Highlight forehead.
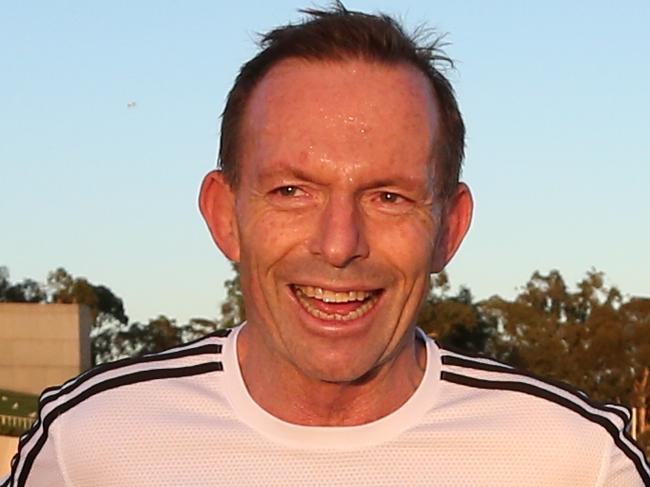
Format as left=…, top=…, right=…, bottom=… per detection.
left=240, top=58, right=440, bottom=182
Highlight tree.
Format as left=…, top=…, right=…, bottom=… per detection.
left=91, top=315, right=186, bottom=362
left=180, top=317, right=221, bottom=343
left=129, top=316, right=182, bottom=357
left=622, top=297, right=650, bottom=454
left=0, top=266, right=130, bottom=364
left=0, top=266, right=46, bottom=303
left=46, top=267, right=129, bottom=364
left=218, top=263, right=245, bottom=329
left=481, top=270, right=649, bottom=409
left=0, top=266, right=8, bottom=298
left=417, top=273, right=497, bottom=356
left=47, top=268, right=127, bottom=323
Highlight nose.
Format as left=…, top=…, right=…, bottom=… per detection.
left=308, top=194, right=370, bottom=268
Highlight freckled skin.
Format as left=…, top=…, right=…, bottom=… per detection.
left=200, top=59, right=473, bottom=425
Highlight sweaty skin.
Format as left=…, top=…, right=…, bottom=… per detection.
left=200, top=59, right=473, bottom=426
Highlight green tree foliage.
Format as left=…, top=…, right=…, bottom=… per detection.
left=46, top=267, right=129, bottom=365
left=414, top=268, right=648, bottom=455
left=477, top=270, right=649, bottom=455
left=1, top=266, right=129, bottom=364
left=181, top=317, right=222, bottom=341
left=480, top=269, right=648, bottom=404
left=47, top=267, right=128, bottom=325
left=417, top=272, right=497, bottom=355
left=0, top=267, right=46, bottom=303
left=218, top=263, right=245, bottom=329
left=93, top=316, right=185, bottom=362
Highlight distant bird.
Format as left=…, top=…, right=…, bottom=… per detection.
left=127, top=101, right=137, bottom=109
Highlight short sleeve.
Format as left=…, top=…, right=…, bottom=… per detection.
left=598, top=435, right=650, bottom=487
left=2, top=417, right=68, bottom=486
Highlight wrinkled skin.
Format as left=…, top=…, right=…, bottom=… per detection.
left=201, top=59, right=473, bottom=425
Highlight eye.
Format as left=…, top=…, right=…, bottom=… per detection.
left=274, top=186, right=302, bottom=197
left=270, top=185, right=311, bottom=202
left=379, top=191, right=404, bottom=203
left=368, top=190, right=414, bottom=215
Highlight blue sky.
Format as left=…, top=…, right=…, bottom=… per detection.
left=2, top=1, right=648, bottom=325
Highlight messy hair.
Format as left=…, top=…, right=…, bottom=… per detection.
left=219, top=2, right=465, bottom=199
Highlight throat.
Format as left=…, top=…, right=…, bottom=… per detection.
left=238, top=327, right=428, bottom=427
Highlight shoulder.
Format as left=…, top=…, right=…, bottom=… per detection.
left=7, top=329, right=235, bottom=485
left=437, top=344, right=630, bottom=427
left=46, top=327, right=234, bottom=413
left=435, top=342, right=649, bottom=484
left=44, top=327, right=233, bottom=410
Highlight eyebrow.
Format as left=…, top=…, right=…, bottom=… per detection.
left=256, top=163, right=321, bottom=184
left=361, top=177, right=422, bottom=190
left=256, top=160, right=432, bottom=193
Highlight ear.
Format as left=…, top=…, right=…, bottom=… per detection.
left=431, top=182, right=473, bottom=273
left=199, top=170, right=241, bottom=262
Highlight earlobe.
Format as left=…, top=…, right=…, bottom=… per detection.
left=430, top=183, right=473, bottom=273
left=199, top=170, right=241, bottom=262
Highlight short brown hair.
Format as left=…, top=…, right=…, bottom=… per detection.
left=218, top=2, right=465, bottom=199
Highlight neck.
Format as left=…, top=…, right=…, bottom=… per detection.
left=237, top=325, right=427, bottom=426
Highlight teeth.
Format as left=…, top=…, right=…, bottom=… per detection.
left=295, top=290, right=379, bottom=322
left=295, top=286, right=372, bottom=303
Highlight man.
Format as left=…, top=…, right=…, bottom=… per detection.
left=3, top=5, right=649, bottom=486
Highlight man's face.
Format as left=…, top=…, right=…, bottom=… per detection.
left=219, top=59, right=466, bottom=382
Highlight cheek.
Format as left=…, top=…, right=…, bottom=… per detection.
left=368, top=217, right=437, bottom=271
left=238, top=207, right=313, bottom=264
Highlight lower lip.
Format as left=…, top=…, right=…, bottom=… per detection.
left=288, top=287, right=383, bottom=337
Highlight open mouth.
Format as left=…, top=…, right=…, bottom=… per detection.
left=291, top=285, right=382, bottom=322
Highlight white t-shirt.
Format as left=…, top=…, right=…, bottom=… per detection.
left=3, top=324, right=649, bottom=486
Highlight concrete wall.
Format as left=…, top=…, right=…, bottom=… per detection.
left=0, top=303, right=92, bottom=396
left=0, top=435, right=18, bottom=478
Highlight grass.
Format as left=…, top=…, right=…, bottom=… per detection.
left=0, top=389, right=38, bottom=417
left=0, top=389, right=38, bottom=437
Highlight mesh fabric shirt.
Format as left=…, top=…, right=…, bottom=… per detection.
left=3, top=325, right=649, bottom=486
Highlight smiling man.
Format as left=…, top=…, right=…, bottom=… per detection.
left=199, top=55, right=472, bottom=426
left=4, top=4, right=649, bottom=487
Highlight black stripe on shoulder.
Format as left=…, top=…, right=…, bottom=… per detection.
left=210, top=328, right=233, bottom=338
left=173, top=328, right=233, bottom=349
left=436, top=341, right=508, bottom=362
left=42, top=343, right=223, bottom=410
left=441, top=353, right=630, bottom=424
left=19, top=362, right=222, bottom=487
left=442, top=371, right=650, bottom=485
left=11, top=341, right=223, bottom=484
